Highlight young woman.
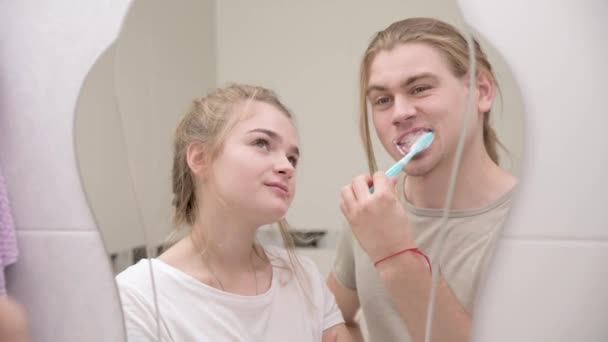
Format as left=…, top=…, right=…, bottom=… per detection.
left=117, top=84, right=350, bottom=341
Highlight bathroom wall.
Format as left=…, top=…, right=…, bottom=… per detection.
left=216, top=0, right=524, bottom=274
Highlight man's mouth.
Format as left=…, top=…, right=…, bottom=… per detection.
left=393, top=128, right=434, bottom=156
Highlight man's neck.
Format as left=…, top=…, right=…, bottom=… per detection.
left=404, top=149, right=517, bottom=210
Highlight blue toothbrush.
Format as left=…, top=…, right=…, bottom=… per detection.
left=369, top=132, right=434, bottom=193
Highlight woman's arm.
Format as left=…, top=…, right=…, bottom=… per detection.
left=322, top=322, right=353, bottom=342
left=327, top=273, right=364, bottom=342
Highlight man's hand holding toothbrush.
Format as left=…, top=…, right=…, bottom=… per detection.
left=339, top=172, right=416, bottom=265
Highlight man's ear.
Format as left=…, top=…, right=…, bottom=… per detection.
left=186, top=141, right=210, bottom=178
left=463, top=71, right=495, bottom=115
left=476, top=71, right=495, bottom=114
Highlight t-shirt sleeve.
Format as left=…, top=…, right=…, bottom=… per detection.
left=115, top=267, right=174, bottom=342
left=117, top=284, right=169, bottom=342
left=321, top=274, right=346, bottom=331
left=300, top=253, right=345, bottom=332
left=331, top=223, right=357, bottom=290
left=470, top=225, right=504, bottom=310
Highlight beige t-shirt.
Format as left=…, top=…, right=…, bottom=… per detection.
left=332, top=177, right=513, bottom=341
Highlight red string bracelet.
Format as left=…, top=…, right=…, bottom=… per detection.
left=373, top=247, right=432, bottom=273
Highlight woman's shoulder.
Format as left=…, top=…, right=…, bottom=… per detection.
left=263, top=245, right=317, bottom=270
left=115, top=259, right=159, bottom=295
left=263, top=245, right=326, bottom=291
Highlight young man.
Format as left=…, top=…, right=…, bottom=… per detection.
left=328, top=17, right=517, bottom=342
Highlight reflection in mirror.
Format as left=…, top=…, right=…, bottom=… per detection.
left=75, top=0, right=523, bottom=341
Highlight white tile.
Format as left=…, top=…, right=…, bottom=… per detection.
left=6, top=230, right=127, bottom=342
left=471, top=238, right=608, bottom=341
left=0, top=0, right=131, bottom=231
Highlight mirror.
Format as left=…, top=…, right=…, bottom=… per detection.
left=74, top=0, right=523, bottom=340
left=75, top=0, right=217, bottom=273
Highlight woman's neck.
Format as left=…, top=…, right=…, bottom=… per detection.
left=159, top=204, right=272, bottom=295
left=189, top=204, right=261, bottom=272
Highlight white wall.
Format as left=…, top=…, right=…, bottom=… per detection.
left=1, top=1, right=134, bottom=340
left=461, top=1, right=608, bottom=340
left=75, top=0, right=217, bottom=254
left=216, top=0, right=524, bottom=234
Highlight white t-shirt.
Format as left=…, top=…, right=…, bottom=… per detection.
left=115, top=246, right=344, bottom=341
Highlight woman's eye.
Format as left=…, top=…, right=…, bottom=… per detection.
left=254, top=138, right=270, bottom=150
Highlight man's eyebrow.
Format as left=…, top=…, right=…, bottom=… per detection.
left=366, top=72, right=438, bottom=96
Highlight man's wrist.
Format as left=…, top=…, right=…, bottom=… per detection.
left=375, top=248, right=431, bottom=279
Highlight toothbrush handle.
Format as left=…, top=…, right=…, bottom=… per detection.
left=369, top=151, right=414, bottom=193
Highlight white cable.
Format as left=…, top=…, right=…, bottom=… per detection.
left=423, top=10, right=477, bottom=342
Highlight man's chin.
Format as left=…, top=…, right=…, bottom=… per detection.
left=404, top=161, right=436, bottom=177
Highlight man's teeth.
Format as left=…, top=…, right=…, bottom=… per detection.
left=395, top=130, right=431, bottom=155
left=398, top=131, right=425, bottom=146
left=400, top=135, right=417, bottom=146
left=396, top=144, right=408, bottom=156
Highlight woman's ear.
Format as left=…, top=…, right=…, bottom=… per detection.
left=186, top=141, right=209, bottom=177
left=476, top=71, right=495, bottom=114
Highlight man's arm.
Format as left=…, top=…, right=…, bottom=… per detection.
left=376, top=251, right=471, bottom=342
left=340, top=173, right=472, bottom=342
left=327, top=273, right=365, bottom=342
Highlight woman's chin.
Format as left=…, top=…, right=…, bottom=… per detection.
left=255, top=206, right=290, bottom=226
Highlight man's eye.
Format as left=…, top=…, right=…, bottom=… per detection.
left=288, top=156, right=298, bottom=167
left=412, top=85, right=431, bottom=95
left=374, top=96, right=392, bottom=106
